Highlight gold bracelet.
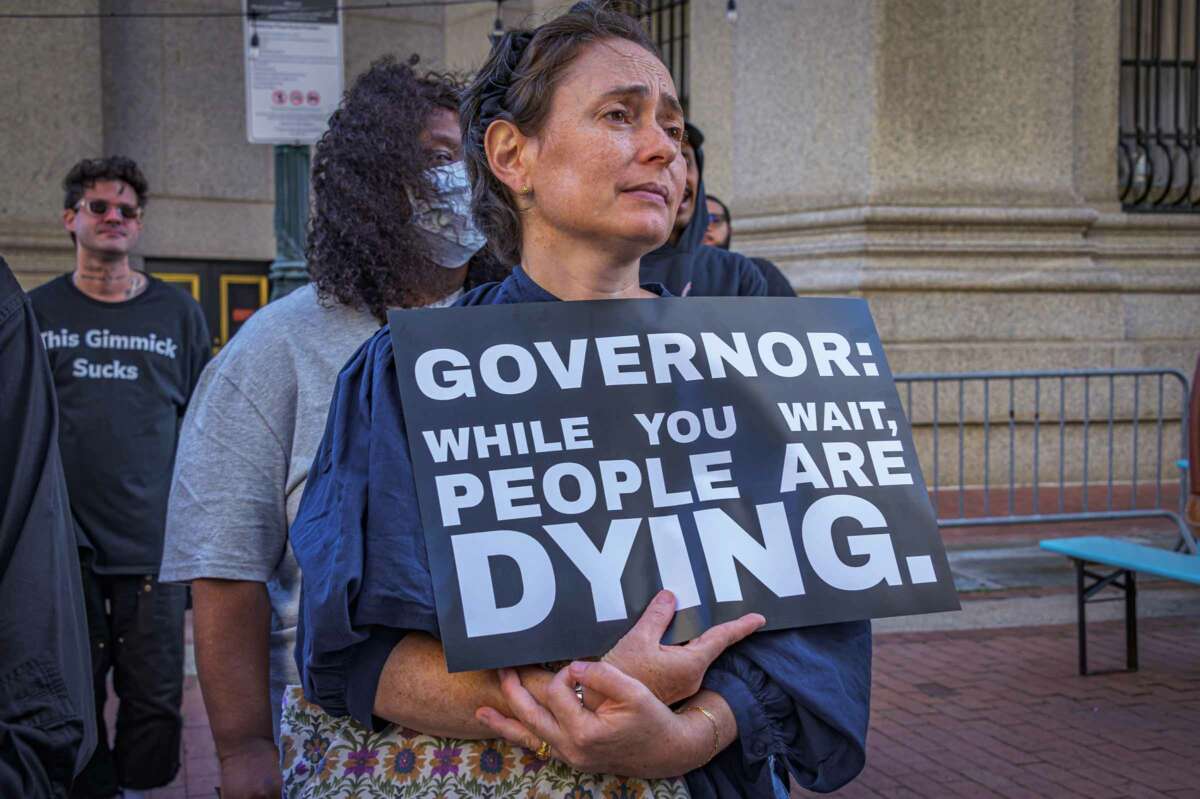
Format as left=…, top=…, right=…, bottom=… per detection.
left=678, top=705, right=720, bottom=763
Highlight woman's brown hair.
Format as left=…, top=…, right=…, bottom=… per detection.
left=460, top=1, right=661, bottom=266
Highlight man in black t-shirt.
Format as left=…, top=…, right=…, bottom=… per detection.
left=29, top=157, right=210, bottom=799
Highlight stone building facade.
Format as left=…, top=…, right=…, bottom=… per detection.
left=3, top=0, right=1197, bottom=379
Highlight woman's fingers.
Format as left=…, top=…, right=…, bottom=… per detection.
left=568, top=659, right=653, bottom=707
left=515, top=665, right=555, bottom=707
left=495, top=667, right=563, bottom=743
left=475, top=706, right=540, bottom=751
left=538, top=661, right=599, bottom=726
left=683, top=612, right=765, bottom=665
left=617, top=589, right=677, bottom=648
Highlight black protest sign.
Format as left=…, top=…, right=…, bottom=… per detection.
left=388, top=297, right=959, bottom=672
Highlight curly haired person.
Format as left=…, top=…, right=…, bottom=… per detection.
left=159, top=57, right=506, bottom=799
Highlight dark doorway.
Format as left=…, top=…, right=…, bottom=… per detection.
left=144, top=258, right=272, bottom=353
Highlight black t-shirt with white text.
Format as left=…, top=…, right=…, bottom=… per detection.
left=30, top=273, right=211, bottom=574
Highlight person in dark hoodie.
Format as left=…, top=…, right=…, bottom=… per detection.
left=0, top=256, right=96, bottom=797
left=702, top=193, right=732, bottom=249
left=639, top=122, right=769, bottom=297
left=703, top=191, right=796, bottom=297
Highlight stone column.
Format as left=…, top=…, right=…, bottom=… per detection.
left=102, top=0, right=275, bottom=265
left=0, top=0, right=104, bottom=287
left=687, top=0, right=736, bottom=200
left=344, top=4, right=446, bottom=79
left=689, top=0, right=1200, bottom=378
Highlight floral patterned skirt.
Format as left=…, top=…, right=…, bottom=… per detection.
left=280, top=685, right=691, bottom=799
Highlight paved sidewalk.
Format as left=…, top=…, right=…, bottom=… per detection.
left=796, top=613, right=1200, bottom=799
left=125, top=501, right=1200, bottom=798
left=144, top=608, right=1199, bottom=798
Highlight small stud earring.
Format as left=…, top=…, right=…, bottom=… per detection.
left=520, top=184, right=532, bottom=195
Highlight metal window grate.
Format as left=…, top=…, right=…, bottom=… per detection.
left=619, top=0, right=689, bottom=114
left=1119, top=0, right=1200, bottom=211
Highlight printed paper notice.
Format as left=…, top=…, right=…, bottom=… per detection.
left=243, top=0, right=343, bottom=144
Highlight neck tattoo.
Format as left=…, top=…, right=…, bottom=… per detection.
left=123, top=272, right=144, bottom=298
left=74, top=270, right=145, bottom=298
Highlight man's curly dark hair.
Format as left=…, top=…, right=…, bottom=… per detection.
left=63, top=156, right=149, bottom=211
left=307, top=56, right=503, bottom=322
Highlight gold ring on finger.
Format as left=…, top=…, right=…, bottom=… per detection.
left=535, top=740, right=551, bottom=761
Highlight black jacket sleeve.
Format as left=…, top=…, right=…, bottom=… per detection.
left=0, top=259, right=96, bottom=797
left=751, top=258, right=796, bottom=298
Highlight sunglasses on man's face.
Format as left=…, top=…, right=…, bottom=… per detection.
left=76, top=198, right=143, bottom=221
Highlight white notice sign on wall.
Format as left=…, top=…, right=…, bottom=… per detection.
left=243, top=0, right=343, bottom=144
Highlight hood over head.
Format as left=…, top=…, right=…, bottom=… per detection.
left=640, top=123, right=709, bottom=292
left=640, top=122, right=766, bottom=297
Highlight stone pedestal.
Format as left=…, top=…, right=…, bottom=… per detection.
left=689, top=0, right=1200, bottom=378
left=688, top=0, right=1199, bottom=489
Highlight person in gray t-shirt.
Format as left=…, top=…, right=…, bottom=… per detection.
left=161, top=280, right=377, bottom=731
left=160, top=58, right=509, bottom=799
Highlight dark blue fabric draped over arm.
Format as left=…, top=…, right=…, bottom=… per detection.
left=691, top=622, right=871, bottom=796
left=291, top=328, right=439, bottom=726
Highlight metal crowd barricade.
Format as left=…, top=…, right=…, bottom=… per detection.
left=893, top=368, right=1195, bottom=554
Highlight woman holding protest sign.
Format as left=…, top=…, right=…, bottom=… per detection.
left=284, top=3, right=870, bottom=797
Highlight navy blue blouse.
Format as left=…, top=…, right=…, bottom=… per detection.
left=290, top=267, right=871, bottom=797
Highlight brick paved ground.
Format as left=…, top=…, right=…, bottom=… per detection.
left=139, top=610, right=1199, bottom=798
left=131, top=599, right=1200, bottom=791
left=796, top=614, right=1200, bottom=799
left=120, top=479, right=1196, bottom=797
left=145, top=674, right=219, bottom=799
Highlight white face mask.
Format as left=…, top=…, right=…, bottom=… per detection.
left=406, top=161, right=488, bottom=269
